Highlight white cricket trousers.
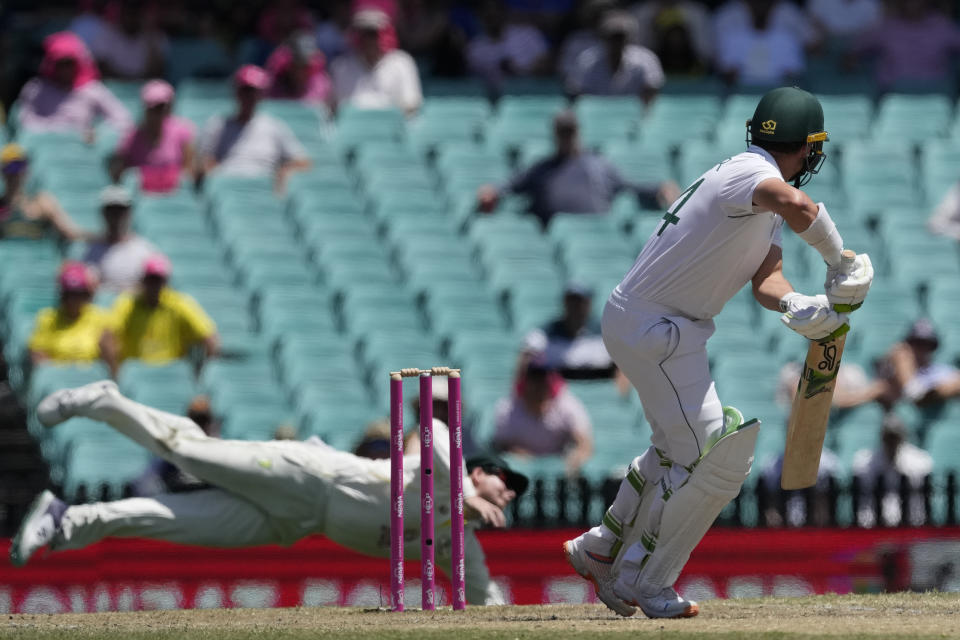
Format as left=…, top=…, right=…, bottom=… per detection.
left=54, top=392, right=331, bottom=551
left=602, top=288, right=724, bottom=467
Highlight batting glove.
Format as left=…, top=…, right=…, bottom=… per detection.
left=825, top=252, right=873, bottom=312
left=780, top=292, right=850, bottom=341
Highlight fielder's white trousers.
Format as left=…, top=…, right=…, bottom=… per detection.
left=54, top=392, right=331, bottom=551
left=603, top=289, right=724, bottom=468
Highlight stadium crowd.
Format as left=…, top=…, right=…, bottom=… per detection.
left=1, top=0, right=960, bottom=537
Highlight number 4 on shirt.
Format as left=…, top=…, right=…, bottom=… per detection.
left=657, top=178, right=704, bottom=236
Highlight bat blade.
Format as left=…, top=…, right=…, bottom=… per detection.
left=780, top=330, right=849, bottom=490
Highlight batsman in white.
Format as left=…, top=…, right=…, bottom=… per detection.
left=563, top=87, right=874, bottom=618
left=10, top=379, right=528, bottom=606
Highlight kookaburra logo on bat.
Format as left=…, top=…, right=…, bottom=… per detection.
left=817, top=343, right=838, bottom=371
left=801, top=343, right=840, bottom=399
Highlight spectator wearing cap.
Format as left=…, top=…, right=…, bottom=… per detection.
left=29, top=261, right=118, bottom=374
left=110, top=253, right=220, bottom=365
left=0, top=144, right=83, bottom=241
left=196, top=65, right=311, bottom=194
left=89, top=0, right=168, bottom=80
left=329, top=9, right=423, bottom=115
left=82, top=186, right=158, bottom=293
left=565, top=11, right=665, bottom=104
left=266, top=32, right=331, bottom=105
left=477, top=111, right=679, bottom=228
left=884, top=319, right=960, bottom=408
left=853, top=414, right=933, bottom=528
left=16, top=31, right=131, bottom=137
left=522, top=283, right=614, bottom=380
left=110, top=80, right=195, bottom=194
left=492, top=360, right=594, bottom=476
left=467, top=0, right=551, bottom=96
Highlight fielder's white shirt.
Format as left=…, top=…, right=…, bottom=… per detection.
left=617, top=145, right=784, bottom=320
left=318, top=420, right=495, bottom=602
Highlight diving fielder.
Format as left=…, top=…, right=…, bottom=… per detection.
left=563, top=87, right=873, bottom=618
left=11, top=380, right=528, bottom=606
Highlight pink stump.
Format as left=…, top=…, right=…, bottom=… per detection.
left=448, top=372, right=466, bottom=610
left=389, top=374, right=404, bottom=612
left=419, top=373, right=435, bottom=610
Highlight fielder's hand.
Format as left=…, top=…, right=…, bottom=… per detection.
left=464, top=495, right=506, bottom=528
left=825, top=252, right=873, bottom=312
left=780, top=292, right=850, bottom=341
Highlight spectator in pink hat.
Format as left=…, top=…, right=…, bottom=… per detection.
left=196, top=65, right=311, bottom=193
left=16, top=31, right=131, bottom=137
left=265, top=32, right=331, bottom=104
left=110, top=254, right=220, bottom=365
left=111, top=80, right=195, bottom=194
left=29, top=261, right=118, bottom=374
left=329, top=8, right=423, bottom=115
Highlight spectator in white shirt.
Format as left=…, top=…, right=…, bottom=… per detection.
left=853, top=414, right=933, bottom=528
left=467, top=0, right=551, bottom=94
left=566, top=11, right=665, bottom=103
left=715, top=0, right=806, bottom=87
left=806, top=0, right=882, bottom=38
left=493, top=359, right=594, bottom=477
left=82, top=186, right=158, bottom=294
left=197, top=65, right=311, bottom=193
left=522, top=283, right=614, bottom=380
left=90, top=0, right=168, bottom=80
left=883, top=319, right=960, bottom=409
left=329, top=9, right=423, bottom=116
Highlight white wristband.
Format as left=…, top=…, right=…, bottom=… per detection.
left=797, top=202, right=843, bottom=267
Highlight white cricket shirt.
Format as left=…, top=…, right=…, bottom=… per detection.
left=617, top=145, right=785, bottom=320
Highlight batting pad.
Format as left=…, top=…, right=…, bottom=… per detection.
left=617, top=420, right=760, bottom=595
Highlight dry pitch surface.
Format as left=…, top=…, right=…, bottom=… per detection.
left=3, top=593, right=960, bottom=639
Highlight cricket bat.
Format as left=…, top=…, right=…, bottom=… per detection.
left=780, top=249, right=857, bottom=490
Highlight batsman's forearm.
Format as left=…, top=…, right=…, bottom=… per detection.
left=752, top=270, right=794, bottom=312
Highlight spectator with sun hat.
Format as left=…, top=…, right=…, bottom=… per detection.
left=329, top=8, right=423, bottom=115
left=29, top=261, right=118, bottom=374
left=109, top=254, right=220, bottom=365
left=111, top=79, right=195, bottom=194
left=82, top=185, right=158, bottom=294
left=196, top=64, right=311, bottom=193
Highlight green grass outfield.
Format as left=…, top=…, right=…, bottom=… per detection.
left=3, top=593, right=959, bottom=639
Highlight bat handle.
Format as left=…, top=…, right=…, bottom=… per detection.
left=831, top=249, right=859, bottom=314
left=839, top=249, right=856, bottom=276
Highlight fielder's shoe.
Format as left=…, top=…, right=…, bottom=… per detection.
left=36, top=380, right=118, bottom=428
left=10, top=490, right=66, bottom=567
left=613, top=583, right=699, bottom=619
left=563, top=535, right=636, bottom=617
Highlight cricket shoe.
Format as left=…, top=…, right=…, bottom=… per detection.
left=10, top=490, right=66, bottom=567
left=563, top=535, right=636, bottom=617
left=36, top=380, right=118, bottom=428
left=613, top=583, right=699, bottom=619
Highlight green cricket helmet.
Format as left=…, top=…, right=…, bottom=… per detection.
left=746, top=86, right=829, bottom=187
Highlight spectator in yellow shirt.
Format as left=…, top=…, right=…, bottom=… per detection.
left=110, top=254, right=220, bottom=364
left=29, top=261, right=118, bottom=373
